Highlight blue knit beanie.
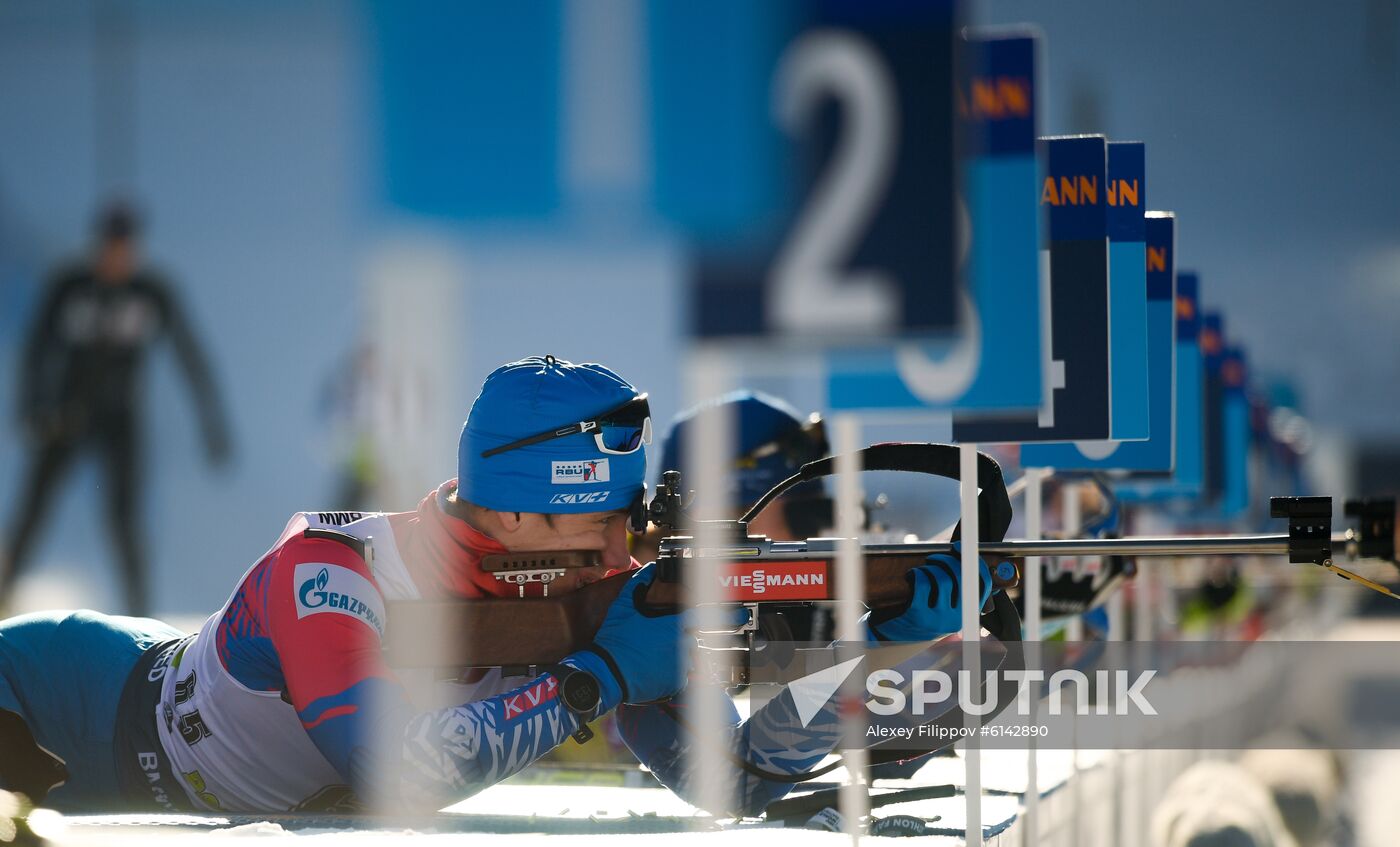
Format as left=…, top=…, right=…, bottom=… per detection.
left=460, top=356, right=646, bottom=513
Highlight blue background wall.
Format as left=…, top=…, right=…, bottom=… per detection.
left=0, top=0, right=1394, bottom=614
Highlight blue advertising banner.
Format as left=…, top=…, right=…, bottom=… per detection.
left=1022, top=211, right=1175, bottom=471
left=673, top=0, right=963, bottom=339
left=953, top=134, right=1111, bottom=442
left=1106, top=141, right=1149, bottom=440
left=1118, top=271, right=1204, bottom=502
left=1201, top=312, right=1225, bottom=506
left=1221, top=346, right=1251, bottom=517
left=825, top=31, right=1042, bottom=410
left=373, top=2, right=563, bottom=218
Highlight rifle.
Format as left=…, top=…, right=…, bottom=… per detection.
left=384, top=443, right=1025, bottom=673
left=381, top=442, right=1395, bottom=780
left=383, top=443, right=1397, bottom=671
left=388, top=443, right=1027, bottom=779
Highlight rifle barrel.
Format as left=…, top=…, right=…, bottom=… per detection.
left=670, top=533, right=1365, bottom=562
left=858, top=533, right=1355, bottom=560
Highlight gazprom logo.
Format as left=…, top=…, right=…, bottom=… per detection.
left=294, top=562, right=386, bottom=638
left=300, top=568, right=330, bottom=607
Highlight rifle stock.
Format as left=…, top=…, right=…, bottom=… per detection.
left=382, top=552, right=961, bottom=669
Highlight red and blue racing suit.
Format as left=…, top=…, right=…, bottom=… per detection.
left=143, top=481, right=840, bottom=814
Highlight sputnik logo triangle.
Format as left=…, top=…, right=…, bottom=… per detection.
left=789, top=655, right=865, bottom=728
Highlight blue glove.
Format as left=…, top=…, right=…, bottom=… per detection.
left=568, top=564, right=743, bottom=707
left=866, top=549, right=995, bottom=642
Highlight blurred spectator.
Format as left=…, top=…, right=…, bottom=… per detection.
left=645, top=390, right=845, bottom=654
left=634, top=389, right=833, bottom=565
left=317, top=340, right=383, bottom=510
left=1, top=202, right=230, bottom=616
left=1151, top=760, right=1299, bottom=847
left=1239, top=747, right=1343, bottom=847
left=316, top=337, right=433, bottom=512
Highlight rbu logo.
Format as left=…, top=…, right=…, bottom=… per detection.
left=550, top=491, right=609, bottom=505
left=551, top=459, right=610, bottom=485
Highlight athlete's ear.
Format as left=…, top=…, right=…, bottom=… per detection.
left=497, top=510, right=524, bottom=534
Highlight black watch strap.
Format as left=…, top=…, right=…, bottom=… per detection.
left=544, top=664, right=602, bottom=744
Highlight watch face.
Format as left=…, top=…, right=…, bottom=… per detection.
left=563, top=671, right=601, bottom=713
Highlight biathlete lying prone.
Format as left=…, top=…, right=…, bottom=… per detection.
left=0, top=355, right=993, bottom=816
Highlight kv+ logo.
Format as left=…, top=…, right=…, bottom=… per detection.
left=550, top=491, right=609, bottom=505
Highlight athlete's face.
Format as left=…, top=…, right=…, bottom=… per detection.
left=499, top=508, right=631, bottom=594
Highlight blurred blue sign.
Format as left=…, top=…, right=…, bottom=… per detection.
left=1202, top=312, right=1226, bottom=506
left=373, top=2, right=562, bottom=218
left=1105, top=141, right=1149, bottom=440
left=1221, top=345, right=1251, bottom=517
left=1118, top=271, right=1204, bottom=502
left=1022, top=211, right=1175, bottom=471
left=824, top=31, right=1042, bottom=410
left=953, top=134, right=1111, bottom=442
left=668, top=0, right=962, bottom=340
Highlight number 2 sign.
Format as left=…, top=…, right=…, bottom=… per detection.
left=676, top=1, right=962, bottom=342
left=825, top=32, right=1044, bottom=412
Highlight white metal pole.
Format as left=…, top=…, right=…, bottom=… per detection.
left=1024, top=469, right=1046, bottom=646
left=1133, top=550, right=1154, bottom=642
left=1107, top=585, right=1126, bottom=643
left=1060, top=481, right=1083, bottom=846
left=1021, top=466, right=1046, bottom=847
left=365, top=238, right=464, bottom=816
left=683, top=347, right=733, bottom=823
left=1107, top=579, right=1127, bottom=847
left=1062, top=482, right=1083, bottom=643
left=1131, top=522, right=1153, bottom=847
left=960, top=443, right=982, bottom=847
left=833, top=415, right=868, bottom=844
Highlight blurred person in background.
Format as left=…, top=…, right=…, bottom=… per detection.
left=636, top=390, right=833, bottom=562
left=1151, top=760, right=1298, bottom=847
left=1238, top=747, right=1344, bottom=847
left=636, top=390, right=837, bottom=638
left=316, top=338, right=434, bottom=512
left=647, top=391, right=980, bottom=784
left=1, top=202, right=231, bottom=616
left=317, top=340, right=386, bottom=511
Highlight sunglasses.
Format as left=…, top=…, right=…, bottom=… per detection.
left=481, top=393, right=653, bottom=458
left=733, top=413, right=829, bottom=470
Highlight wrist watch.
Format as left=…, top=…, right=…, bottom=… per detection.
left=546, top=664, right=602, bottom=744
